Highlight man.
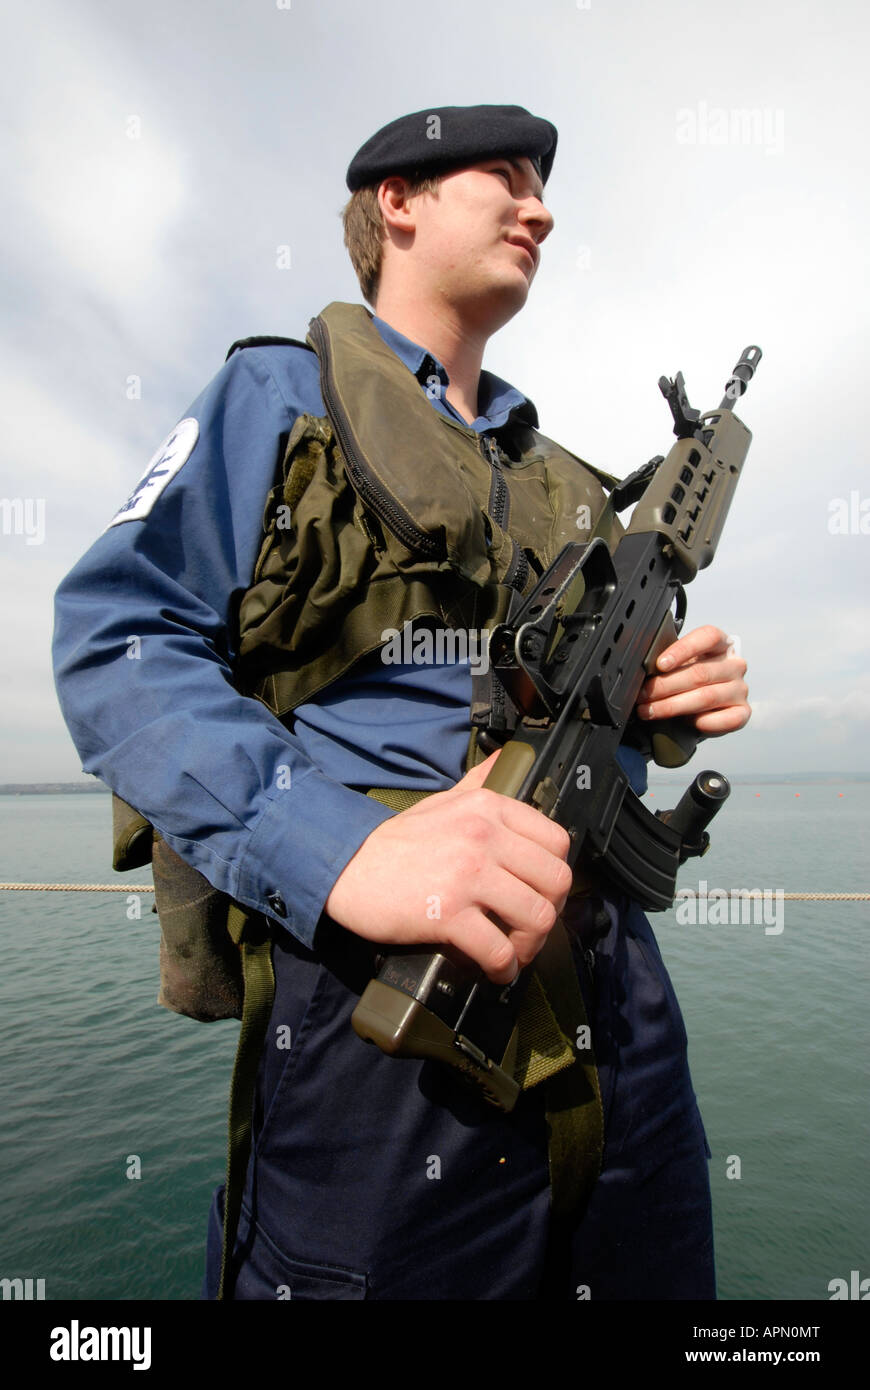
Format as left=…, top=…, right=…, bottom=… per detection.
left=53, top=105, right=749, bottom=1300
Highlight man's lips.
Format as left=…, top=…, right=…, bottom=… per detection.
left=506, top=237, right=539, bottom=270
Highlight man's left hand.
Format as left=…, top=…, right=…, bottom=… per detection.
left=635, top=624, right=750, bottom=736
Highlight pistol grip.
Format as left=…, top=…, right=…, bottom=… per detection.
left=643, top=610, right=697, bottom=768
left=650, top=718, right=698, bottom=768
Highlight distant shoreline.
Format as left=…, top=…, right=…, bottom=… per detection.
left=646, top=773, right=870, bottom=786
left=0, top=783, right=111, bottom=795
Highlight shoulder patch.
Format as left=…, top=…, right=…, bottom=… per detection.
left=107, top=418, right=200, bottom=528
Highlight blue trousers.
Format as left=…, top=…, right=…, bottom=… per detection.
left=203, top=895, right=715, bottom=1300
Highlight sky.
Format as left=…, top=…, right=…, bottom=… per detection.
left=1, top=0, right=869, bottom=779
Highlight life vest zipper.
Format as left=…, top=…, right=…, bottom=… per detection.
left=482, top=433, right=530, bottom=593
left=483, top=434, right=509, bottom=525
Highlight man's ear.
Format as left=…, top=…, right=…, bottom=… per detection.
left=378, top=177, right=418, bottom=234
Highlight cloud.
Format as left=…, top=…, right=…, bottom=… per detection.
left=750, top=688, right=870, bottom=731
left=2, top=0, right=869, bottom=777
left=14, top=73, right=187, bottom=312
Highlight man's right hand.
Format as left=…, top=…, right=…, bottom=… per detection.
left=324, top=751, right=573, bottom=985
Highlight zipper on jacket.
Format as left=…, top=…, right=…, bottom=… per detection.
left=482, top=434, right=509, bottom=527
left=482, top=433, right=529, bottom=593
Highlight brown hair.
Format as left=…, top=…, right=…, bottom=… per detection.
left=341, top=172, right=442, bottom=306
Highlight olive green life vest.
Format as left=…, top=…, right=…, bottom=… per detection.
left=235, top=301, right=621, bottom=720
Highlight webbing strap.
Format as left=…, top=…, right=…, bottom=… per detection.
left=366, top=786, right=430, bottom=813
left=534, top=920, right=604, bottom=1225
left=217, top=905, right=276, bottom=1300
left=588, top=487, right=623, bottom=551
left=510, top=967, right=576, bottom=1088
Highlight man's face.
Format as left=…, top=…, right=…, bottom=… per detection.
left=396, top=155, right=555, bottom=332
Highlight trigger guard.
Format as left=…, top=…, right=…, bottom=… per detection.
left=673, top=585, right=687, bottom=635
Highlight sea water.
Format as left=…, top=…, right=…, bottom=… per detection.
left=0, top=786, right=866, bottom=1301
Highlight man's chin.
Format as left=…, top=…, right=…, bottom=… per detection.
left=463, top=277, right=531, bottom=335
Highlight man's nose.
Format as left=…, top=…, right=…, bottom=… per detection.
left=521, top=198, right=555, bottom=244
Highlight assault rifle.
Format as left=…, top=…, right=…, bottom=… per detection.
left=352, top=346, right=762, bottom=1108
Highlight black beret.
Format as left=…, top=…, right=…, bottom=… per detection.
left=346, top=104, right=557, bottom=192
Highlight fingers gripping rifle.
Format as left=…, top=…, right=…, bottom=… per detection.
left=351, top=346, right=762, bottom=1109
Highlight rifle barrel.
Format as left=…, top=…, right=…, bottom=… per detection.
left=719, top=345, right=762, bottom=410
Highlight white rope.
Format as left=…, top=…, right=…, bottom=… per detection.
left=676, top=892, right=870, bottom=901
left=0, top=882, right=155, bottom=892
left=1, top=885, right=868, bottom=900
